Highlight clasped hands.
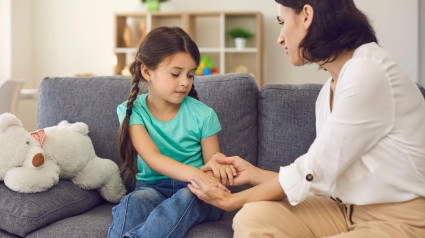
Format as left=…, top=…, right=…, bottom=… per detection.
left=189, top=155, right=253, bottom=211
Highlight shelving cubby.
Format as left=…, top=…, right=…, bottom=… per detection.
left=114, top=11, right=262, bottom=86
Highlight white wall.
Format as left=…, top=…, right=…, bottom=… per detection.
left=356, top=0, right=418, bottom=83
left=0, top=0, right=11, bottom=80
left=420, top=0, right=425, bottom=85
left=11, top=0, right=37, bottom=130
left=28, top=0, right=419, bottom=85
left=6, top=0, right=420, bottom=130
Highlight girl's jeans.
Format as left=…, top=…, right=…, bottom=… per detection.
left=107, top=179, right=224, bottom=238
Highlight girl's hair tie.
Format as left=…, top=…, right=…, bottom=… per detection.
left=126, top=109, right=132, bottom=115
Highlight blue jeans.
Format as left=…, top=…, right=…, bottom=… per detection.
left=107, top=179, right=224, bottom=238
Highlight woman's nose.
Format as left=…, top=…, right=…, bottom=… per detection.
left=277, top=30, right=285, bottom=45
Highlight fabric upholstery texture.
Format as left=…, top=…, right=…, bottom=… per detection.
left=0, top=181, right=101, bottom=237
left=194, top=73, right=259, bottom=167
left=258, top=83, right=322, bottom=172
left=26, top=203, right=114, bottom=238
left=0, top=229, right=19, bottom=238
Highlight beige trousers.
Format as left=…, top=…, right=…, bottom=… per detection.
left=233, top=195, right=425, bottom=238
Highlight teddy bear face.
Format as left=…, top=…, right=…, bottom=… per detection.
left=0, top=117, right=43, bottom=180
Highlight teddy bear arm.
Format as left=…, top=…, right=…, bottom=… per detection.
left=4, top=159, right=60, bottom=193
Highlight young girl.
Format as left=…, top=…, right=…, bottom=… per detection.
left=108, top=26, right=235, bottom=238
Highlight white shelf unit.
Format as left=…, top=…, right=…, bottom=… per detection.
left=114, top=11, right=263, bottom=86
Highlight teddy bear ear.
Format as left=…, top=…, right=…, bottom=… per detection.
left=0, top=113, right=23, bottom=132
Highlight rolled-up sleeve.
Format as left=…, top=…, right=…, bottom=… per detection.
left=279, top=59, right=394, bottom=206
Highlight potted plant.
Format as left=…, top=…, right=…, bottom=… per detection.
left=140, top=0, right=170, bottom=12
left=228, top=27, right=254, bottom=49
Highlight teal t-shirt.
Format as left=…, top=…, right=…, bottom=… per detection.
left=117, top=94, right=221, bottom=182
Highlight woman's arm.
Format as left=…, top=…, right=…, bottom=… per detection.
left=188, top=173, right=286, bottom=211
left=129, top=124, right=228, bottom=191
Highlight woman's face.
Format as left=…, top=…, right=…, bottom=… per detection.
left=276, top=4, right=309, bottom=66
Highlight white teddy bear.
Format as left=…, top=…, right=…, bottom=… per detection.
left=0, top=113, right=126, bottom=203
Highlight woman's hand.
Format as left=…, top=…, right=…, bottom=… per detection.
left=203, top=156, right=253, bottom=186
left=188, top=175, right=238, bottom=211
left=202, top=156, right=237, bottom=186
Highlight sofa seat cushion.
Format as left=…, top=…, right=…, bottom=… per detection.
left=0, top=180, right=102, bottom=237
left=185, top=211, right=237, bottom=238
left=26, top=203, right=113, bottom=238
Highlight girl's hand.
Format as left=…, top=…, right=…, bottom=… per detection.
left=188, top=175, right=236, bottom=211
left=198, top=171, right=231, bottom=193
left=201, top=156, right=237, bottom=186
left=214, top=156, right=252, bottom=186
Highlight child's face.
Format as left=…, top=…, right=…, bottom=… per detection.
left=145, top=52, right=197, bottom=105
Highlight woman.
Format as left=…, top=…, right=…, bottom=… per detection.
left=188, top=0, right=425, bottom=237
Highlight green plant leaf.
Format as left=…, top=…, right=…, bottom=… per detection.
left=228, top=27, right=254, bottom=38
left=140, top=0, right=169, bottom=3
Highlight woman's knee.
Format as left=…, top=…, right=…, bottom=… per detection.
left=233, top=201, right=270, bottom=229
left=233, top=201, right=295, bottom=237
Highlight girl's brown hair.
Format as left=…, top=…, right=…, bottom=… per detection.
left=118, top=26, right=201, bottom=184
left=275, top=0, right=377, bottom=65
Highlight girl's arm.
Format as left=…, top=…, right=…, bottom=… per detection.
left=129, top=124, right=228, bottom=191
left=200, top=134, right=236, bottom=186
left=200, top=134, right=223, bottom=163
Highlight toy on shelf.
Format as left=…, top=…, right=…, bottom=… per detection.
left=196, top=55, right=218, bottom=76
left=227, top=64, right=256, bottom=78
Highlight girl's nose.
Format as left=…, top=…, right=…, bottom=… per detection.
left=179, top=77, right=189, bottom=86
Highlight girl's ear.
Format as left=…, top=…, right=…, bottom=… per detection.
left=140, top=64, right=151, bottom=81
left=302, top=4, right=314, bottom=30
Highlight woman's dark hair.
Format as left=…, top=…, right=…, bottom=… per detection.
left=275, top=0, right=377, bottom=65
left=118, top=26, right=200, bottom=184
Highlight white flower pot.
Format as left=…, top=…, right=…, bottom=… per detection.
left=234, top=37, right=246, bottom=50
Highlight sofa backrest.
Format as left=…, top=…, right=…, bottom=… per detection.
left=257, top=83, right=322, bottom=172
left=37, top=74, right=425, bottom=191
left=37, top=73, right=258, bottom=191
left=194, top=73, right=259, bottom=166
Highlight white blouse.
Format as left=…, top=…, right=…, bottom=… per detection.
left=279, top=42, right=425, bottom=206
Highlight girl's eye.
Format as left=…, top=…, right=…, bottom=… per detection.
left=171, top=73, right=179, bottom=78
left=188, top=75, right=194, bottom=79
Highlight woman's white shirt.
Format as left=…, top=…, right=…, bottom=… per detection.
left=279, top=42, right=425, bottom=206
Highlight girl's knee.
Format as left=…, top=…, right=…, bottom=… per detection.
left=175, top=187, right=196, bottom=201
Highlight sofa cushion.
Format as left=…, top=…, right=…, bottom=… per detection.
left=0, top=229, right=19, bottom=238
left=194, top=73, right=259, bottom=167
left=26, top=203, right=113, bottom=238
left=185, top=210, right=237, bottom=238
left=0, top=180, right=102, bottom=237
left=258, top=83, right=322, bottom=172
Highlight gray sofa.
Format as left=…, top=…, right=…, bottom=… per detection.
left=1, top=73, right=423, bottom=237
